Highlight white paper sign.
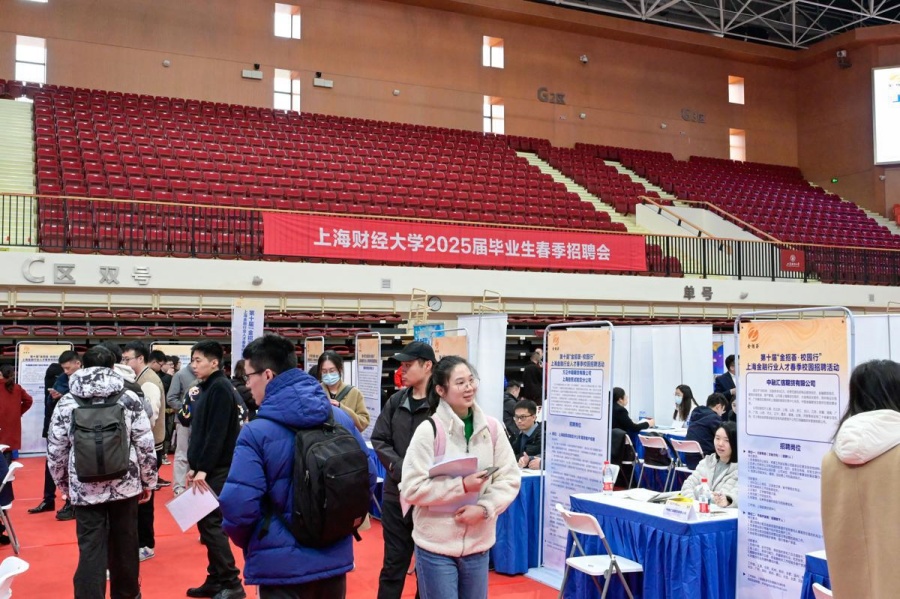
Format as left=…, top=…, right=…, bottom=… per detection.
left=663, top=499, right=698, bottom=521
left=166, top=488, right=220, bottom=532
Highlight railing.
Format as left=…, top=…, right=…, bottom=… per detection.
left=4, top=193, right=900, bottom=285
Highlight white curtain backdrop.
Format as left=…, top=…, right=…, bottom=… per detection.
left=458, top=313, right=509, bottom=425
left=853, top=314, right=900, bottom=364
left=612, top=324, right=713, bottom=426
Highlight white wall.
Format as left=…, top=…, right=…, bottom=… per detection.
left=612, top=324, right=713, bottom=426
left=1, top=251, right=898, bottom=315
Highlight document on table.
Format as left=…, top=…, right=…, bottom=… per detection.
left=620, top=488, right=680, bottom=503
left=166, top=488, right=220, bottom=532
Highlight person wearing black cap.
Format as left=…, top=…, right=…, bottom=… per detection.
left=371, top=341, right=436, bottom=599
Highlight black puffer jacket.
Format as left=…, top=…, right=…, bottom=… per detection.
left=370, top=388, right=433, bottom=502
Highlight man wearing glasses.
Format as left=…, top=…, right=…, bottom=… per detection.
left=510, top=399, right=543, bottom=469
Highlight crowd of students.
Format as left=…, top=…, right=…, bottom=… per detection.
left=29, top=336, right=528, bottom=599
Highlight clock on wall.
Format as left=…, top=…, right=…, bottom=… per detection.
left=427, top=296, right=443, bottom=311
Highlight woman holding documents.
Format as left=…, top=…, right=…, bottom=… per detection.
left=822, top=360, right=900, bottom=599
left=681, top=421, right=738, bottom=507
left=400, top=356, right=521, bottom=599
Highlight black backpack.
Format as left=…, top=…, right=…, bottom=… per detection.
left=259, top=412, right=370, bottom=548
left=71, top=390, right=130, bottom=482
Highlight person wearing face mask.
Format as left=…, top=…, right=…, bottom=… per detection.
left=673, top=384, right=699, bottom=428
left=316, top=351, right=370, bottom=433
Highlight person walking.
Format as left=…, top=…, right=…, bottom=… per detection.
left=400, top=356, right=520, bottom=599
left=185, top=341, right=245, bottom=599
left=220, top=334, right=376, bottom=598
left=46, top=345, right=157, bottom=599
left=371, top=341, right=437, bottom=599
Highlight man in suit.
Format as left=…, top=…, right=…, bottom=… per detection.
left=509, top=399, right=543, bottom=469
left=714, top=354, right=737, bottom=417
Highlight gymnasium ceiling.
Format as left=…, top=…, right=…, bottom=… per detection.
left=529, top=0, right=900, bottom=48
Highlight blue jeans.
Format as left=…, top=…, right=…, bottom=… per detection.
left=415, top=546, right=489, bottom=599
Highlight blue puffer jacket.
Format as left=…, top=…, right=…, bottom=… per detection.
left=220, top=368, right=377, bottom=586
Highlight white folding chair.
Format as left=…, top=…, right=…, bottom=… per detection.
left=636, top=435, right=674, bottom=491
left=670, top=439, right=704, bottom=476
left=812, top=582, right=833, bottom=598
left=0, top=463, right=24, bottom=555
left=0, top=447, right=9, bottom=454
left=556, top=503, right=642, bottom=599
left=0, top=556, right=28, bottom=599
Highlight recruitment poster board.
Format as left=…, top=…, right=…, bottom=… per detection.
left=304, top=337, right=325, bottom=372
left=413, top=323, right=444, bottom=342
left=540, top=326, right=612, bottom=573
left=737, top=315, right=851, bottom=599
left=17, top=342, right=73, bottom=454
left=230, top=299, right=266, bottom=371
left=432, top=334, right=468, bottom=361
left=151, top=343, right=194, bottom=373
left=355, top=334, right=382, bottom=441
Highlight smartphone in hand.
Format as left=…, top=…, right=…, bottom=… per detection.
left=478, top=466, right=500, bottom=479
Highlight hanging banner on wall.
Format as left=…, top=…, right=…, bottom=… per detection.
left=263, top=213, right=648, bottom=272
left=737, top=314, right=851, bottom=599
left=231, top=300, right=266, bottom=371
left=17, top=342, right=73, bottom=454
left=150, top=343, right=194, bottom=373
left=541, top=326, right=612, bottom=573
left=355, top=334, right=382, bottom=441
left=304, top=337, right=325, bottom=372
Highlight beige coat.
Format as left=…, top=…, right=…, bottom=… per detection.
left=136, top=367, right=166, bottom=447
left=400, top=400, right=521, bottom=557
left=321, top=381, right=370, bottom=433
left=821, top=409, right=900, bottom=599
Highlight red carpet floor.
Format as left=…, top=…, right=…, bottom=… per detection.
left=6, top=457, right=557, bottom=598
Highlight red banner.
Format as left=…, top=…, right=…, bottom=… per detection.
left=780, top=248, right=806, bottom=272
left=263, top=213, right=647, bottom=272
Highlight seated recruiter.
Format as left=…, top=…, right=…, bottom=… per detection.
left=509, top=399, right=543, bottom=469
left=673, top=384, right=699, bottom=428
left=502, top=380, right=522, bottom=438
left=681, top=422, right=738, bottom=507
left=683, top=393, right=728, bottom=468
left=611, top=387, right=654, bottom=432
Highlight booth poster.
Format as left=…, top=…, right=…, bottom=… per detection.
left=541, top=327, right=612, bottom=572
left=355, top=336, right=382, bottom=440
left=230, top=299, right=265, bottom=371
left=17, top=342, right=73, bottom=454
left=737, top=317, right=850, bottom=598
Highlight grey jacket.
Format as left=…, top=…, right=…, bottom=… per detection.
left=167, top=366, right=197, bottom=410
left=47, top=366, right=158, bottom=506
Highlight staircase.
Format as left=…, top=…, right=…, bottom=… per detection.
left=860, top=207, right=900, bottom=237
left=517, top=152, right=650, bottom=234
left=605, top=160, right=681, bottom=205
left=0, top=99, right=36, bottom=248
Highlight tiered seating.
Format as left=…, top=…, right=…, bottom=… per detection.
left=543, top=145, right=670, bottom=215
left=28, top=84, right=632, bottom=258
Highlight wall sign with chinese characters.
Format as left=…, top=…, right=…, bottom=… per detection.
left=683, top=285, right=713, bottom=301
left=20, top=257, right=153, bottom=286
left=262, top=214, right=648, bottom=272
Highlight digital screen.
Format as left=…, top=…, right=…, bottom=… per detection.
left=873, top=66, right=900, bottom=165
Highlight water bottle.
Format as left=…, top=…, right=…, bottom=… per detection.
left=697, top=478, right=711, bottom=514
left=602, top=460, right=614, bottom=495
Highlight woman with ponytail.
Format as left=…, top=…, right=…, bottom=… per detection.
left=400, top=356, right=520, bottom=599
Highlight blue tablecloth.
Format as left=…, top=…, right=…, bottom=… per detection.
left=366, top=444, right=387, bottom=519
left=565, top=493, right=738, bottom=599
left=800, top=551, right=830, bottom=599
left=492, top=471, right=542, bottom=575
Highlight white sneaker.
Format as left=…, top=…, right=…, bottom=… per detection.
left=138, top=547, right=155, bottom=561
